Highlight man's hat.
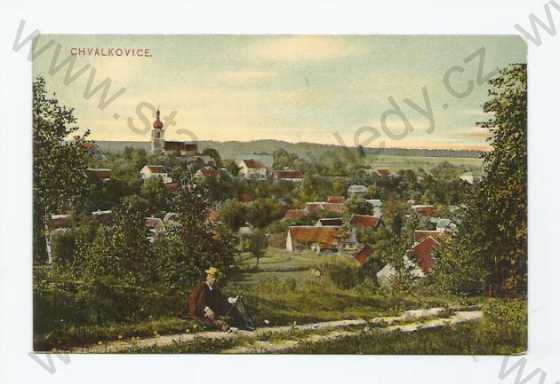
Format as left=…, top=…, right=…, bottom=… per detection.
left=205, top=267, right=220, bottom=276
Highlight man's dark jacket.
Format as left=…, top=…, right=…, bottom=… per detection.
left=187, top=281, right=229, bottom=320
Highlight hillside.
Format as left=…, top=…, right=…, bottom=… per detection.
left=94, top=139, right=484, bottom=160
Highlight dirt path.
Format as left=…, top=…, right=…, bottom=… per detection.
left=223, top=309, right=483, bottom=353
left=71, top=306, right=481, bottom=353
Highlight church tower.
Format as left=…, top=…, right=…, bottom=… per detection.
left=151, top=109, right=165, bottom=153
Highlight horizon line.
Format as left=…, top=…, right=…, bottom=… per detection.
left=87, top=138, right=491, bottom=152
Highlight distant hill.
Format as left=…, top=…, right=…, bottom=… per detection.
left=94, top=139, right=483, bottom=160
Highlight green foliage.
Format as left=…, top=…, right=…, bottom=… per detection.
left=318, top=258, right=364, bottom=290
left=273, top=148, right=309, bottom=171
left=219, top=199, right=247, bottom=231
left=299, top=174, right=333, bottom=202
left=455, top=64, right=527, bottom=297
left=140, top=177, right=172, bottom=213
left=35, top=175, right=240, bottom=348
left=153, top=178, right=238, bottom=285
left=76, top=198, right=153, bottom=283
left=373, top=228, right=418, bottom=292
left=431, top=237, right=487, bottom=296
left=344, top=196, right=371, bottom=216
left=246, top=229, right=268, bottom=267
left=33, top=76, right=91, bottom=263
left=287, top=301, right=526, bottom=354
left=33, top=267, right=184, bottom=339
left=223, top=160, right=240, bottom=176
left=246, top=198, right=285, bottom=228
left=34, top=316, right=198, bottom=351
left=50, top=230, right=76, bottom=265
left=201, top=147, right=222, bottom=167
left=476, top=299, right=527, bottom=353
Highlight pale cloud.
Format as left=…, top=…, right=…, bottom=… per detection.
left=457, top=127, right=490, bottom=140
left=251, top=36, right=367, bottom=61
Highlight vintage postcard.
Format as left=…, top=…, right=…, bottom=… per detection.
left=32, top=35, right=527, bottom=354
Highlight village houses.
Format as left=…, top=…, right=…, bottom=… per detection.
left=140, top=165, right=173, bottom=184
left=272, top=170, right=305, bottom=183
left=236, top=159, right=269, bottom=180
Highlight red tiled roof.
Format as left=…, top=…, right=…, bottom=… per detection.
left=283, top=209, right=307, bottom=221
left=198, top=167, right=218, bottom=177
left=289, top=226, right=341, bottom=248
left=350, top=214, right=382, bottom=229
left=414, top=230, right=448, bottom=243
left=353, top=245, right=374, bottom=265
left=305, top=202, right=345, bottom=215
left=145, top=165, right=165, bottom=173
left=327, top=196, right=345, bottom=204
left=377, top=169, right=393, bottom=177
left=273, top=170, right=304, bottom=179
left=87, top=168, right=112, bottom=180
left=163, top=141, right=198, bottom=152
left=413, top=237, right=440, bottom=273
left=243, top=159, right=266, bottom=169
left=411, top=205, right=437, bottom=217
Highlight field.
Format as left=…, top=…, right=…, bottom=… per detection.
left=364, top=154, right=483, bottom=172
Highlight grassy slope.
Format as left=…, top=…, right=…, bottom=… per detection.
left=226, top=248, right=464, bottom=326
left=127, top=300, right=528, bottom=355
left=288, top=322, right=525, bottom=355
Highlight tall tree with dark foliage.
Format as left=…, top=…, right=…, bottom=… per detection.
left=33, top=76, right=91, bottom=263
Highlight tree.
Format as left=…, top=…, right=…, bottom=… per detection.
left=391, top=212, right=403, bottom=237
left=157, top=175, right=238, bottom=285
left=76, top=197, right=153, bottom=283
left=247, top=229, right=268, bottom=268
left=345, top=196, right=371, bottom=216
left=373, top=228, right=416, bottom=292
left=220, top=199, right=248, bottom=232
left=440, top=64, right=527, bottom=297
left=475, top=64, right=527, bottom=296
left=202, top=147, right=222, bottom=167
left=33, top=76, right=91, bottom=264
left=246, top=198, right=285, bottom=228
left=140, top=177, right=171, bottom=214
left=224, top=160, right=240, bottom=177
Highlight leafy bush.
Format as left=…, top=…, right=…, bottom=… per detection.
left=34, top=269, right=186, bottom=342
left=431, top=237, right=488, bottom=296
left=476, top=299, right=527, bottom=353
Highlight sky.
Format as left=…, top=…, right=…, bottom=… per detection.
left=33, top=35, right=526, bottom=150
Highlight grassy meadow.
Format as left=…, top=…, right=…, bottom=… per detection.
left=364, top=154, right=483, bottom=173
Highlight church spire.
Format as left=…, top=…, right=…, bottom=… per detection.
left=153, top=108, right=163, bottom=129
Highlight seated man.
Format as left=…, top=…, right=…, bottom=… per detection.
left=186, top=267, right=255, bottom=331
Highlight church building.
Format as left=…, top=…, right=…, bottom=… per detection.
left=151, top=109, right=198, bottom=156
